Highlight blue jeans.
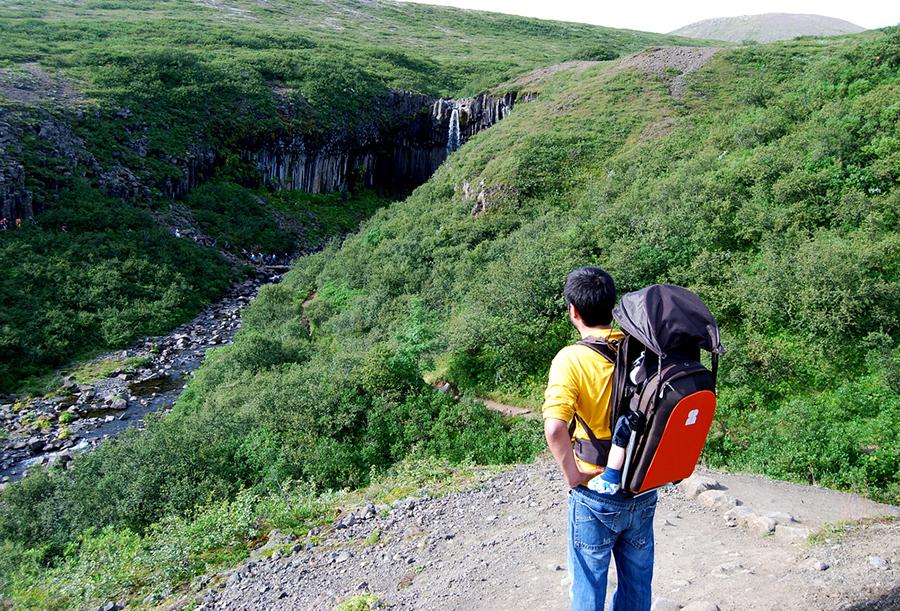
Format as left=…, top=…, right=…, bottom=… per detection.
left=568, top=486, right=657, bottom=611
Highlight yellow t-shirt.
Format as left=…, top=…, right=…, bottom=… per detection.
left=542, top=327, right=624, bottom=469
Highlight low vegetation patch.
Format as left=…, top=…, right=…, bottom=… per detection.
left=808, top=515, right=899, bottom=546
left=0, top=457, right=508, bottom=609
left=68, top=355, right=153, bottom=387
left=335, top=593, right=383, bottom=611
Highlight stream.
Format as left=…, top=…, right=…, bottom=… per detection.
left=0, top=270, right=283, bottom=487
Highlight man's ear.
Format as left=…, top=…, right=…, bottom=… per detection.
left=568, top=303, right=581, bottom=323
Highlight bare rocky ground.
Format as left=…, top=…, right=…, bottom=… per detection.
left=0, top=62, right=83, bottom=107
left=614, top=46, right=723, bottom=98
left=192, top=457, right=898, bottom=611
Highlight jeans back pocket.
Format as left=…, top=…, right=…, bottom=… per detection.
left=573, top=499, right=621, bottom=551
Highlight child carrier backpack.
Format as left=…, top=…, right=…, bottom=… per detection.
left=574, top=284, right=724, bottom=496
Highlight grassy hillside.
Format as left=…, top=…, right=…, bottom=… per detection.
left=671, top=13, right=865, bottom=43
left=0, top=0, right=694, bottom=392
left=1, top=3, right=897, bottom=608
left=273, top=31, right=899, bottom=505
left=3, top=0, right=697, bottom=96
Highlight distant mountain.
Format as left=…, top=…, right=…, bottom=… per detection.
left=670, top=13, right=865, bottom=43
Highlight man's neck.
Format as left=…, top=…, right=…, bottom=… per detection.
left=577, top=324, right=612, bottom=339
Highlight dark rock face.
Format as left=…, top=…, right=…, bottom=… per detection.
left=158, top=143, right=217, bottom=199
left=0, top=104, right=218, bottom=213
left=1, top=108, right=100, bottom=218
left=246, top=90, right=535, bottom=195
left=0, top=158, right=32, bottom=221
left=0, top=112, right=34, bottom=220
left=432, top=91, right=535, bottom=143
left=99, top=164, right=149, bottom=201
left=0, top=88, right=534, bottom=218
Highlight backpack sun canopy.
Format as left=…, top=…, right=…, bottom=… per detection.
left=612, top=284, right=723, bottom=358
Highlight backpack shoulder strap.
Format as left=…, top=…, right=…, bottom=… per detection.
left=568, top=333, right=619, bottom=459
left=575, top=335, right=618, bottom=364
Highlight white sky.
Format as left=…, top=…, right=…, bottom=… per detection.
left=395, top=1, right=897, bottom=32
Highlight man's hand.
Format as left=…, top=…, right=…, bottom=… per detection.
left=566, top=463, right=604, bottom=489
left=544, top=417, right=603, bottom=488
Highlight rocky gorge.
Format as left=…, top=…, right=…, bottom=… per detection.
left=0, top=274, right=270, bottom=488
left=0, top=78, right=536, bottom=487
left=0, top=82, right=536, bottom=221
left=241, top=90, right=535, bottom=195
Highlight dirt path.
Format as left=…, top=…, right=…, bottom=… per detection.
left=613, top=46, right=722, bottom=98
left=480, top=399, right=538, bottom=419
left=196, top=456, right=897, bottom=611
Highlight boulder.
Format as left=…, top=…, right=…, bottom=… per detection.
left=750, top=515, right=777, bottom=535
left=678, top=475, right=723, bottom=498
left=765, top=511, right=796, bottom=525
left=697, top=490, right=739, bottom=511
left=723, top=506, right=756, bottom=527
left=774, top=524, right=812, bottom=544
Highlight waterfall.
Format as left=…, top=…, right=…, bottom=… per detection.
left=245, top=91, right=535, bottom=195
left=447, top=103, right=461, bottom=153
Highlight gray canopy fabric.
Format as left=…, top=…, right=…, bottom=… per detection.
left=612, top=284, right=724, bottom=358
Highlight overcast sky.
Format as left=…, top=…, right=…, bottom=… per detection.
left=395, top=1, right=897, bottom=32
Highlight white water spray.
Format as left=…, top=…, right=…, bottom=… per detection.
left=446, top=102, right=461, bottom=153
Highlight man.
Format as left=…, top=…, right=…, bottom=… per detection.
left=543, top=266, right=657, bottom=611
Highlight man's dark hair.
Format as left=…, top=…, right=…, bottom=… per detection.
left=564, top=266, right=616, bottom=326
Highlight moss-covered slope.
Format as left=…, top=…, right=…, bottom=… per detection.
left=0, top=0, right=695, bottom=390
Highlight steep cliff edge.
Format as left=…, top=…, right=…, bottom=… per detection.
left=0, top=87, right=533, bottom=220
left=245, top=90, right=535, bottom=195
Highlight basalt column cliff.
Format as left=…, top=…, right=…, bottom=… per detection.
left=244, top=91, right=535, bottom=195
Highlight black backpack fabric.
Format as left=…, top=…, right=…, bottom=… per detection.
left=570, top=284, right=725, bottom=495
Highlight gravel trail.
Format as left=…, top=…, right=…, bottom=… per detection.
left=196, top=456, right=898, bottom=611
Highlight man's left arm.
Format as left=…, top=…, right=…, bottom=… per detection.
left=544, top=417, right=602, bottom=488
left=542, top=351, right=602, bottom=488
